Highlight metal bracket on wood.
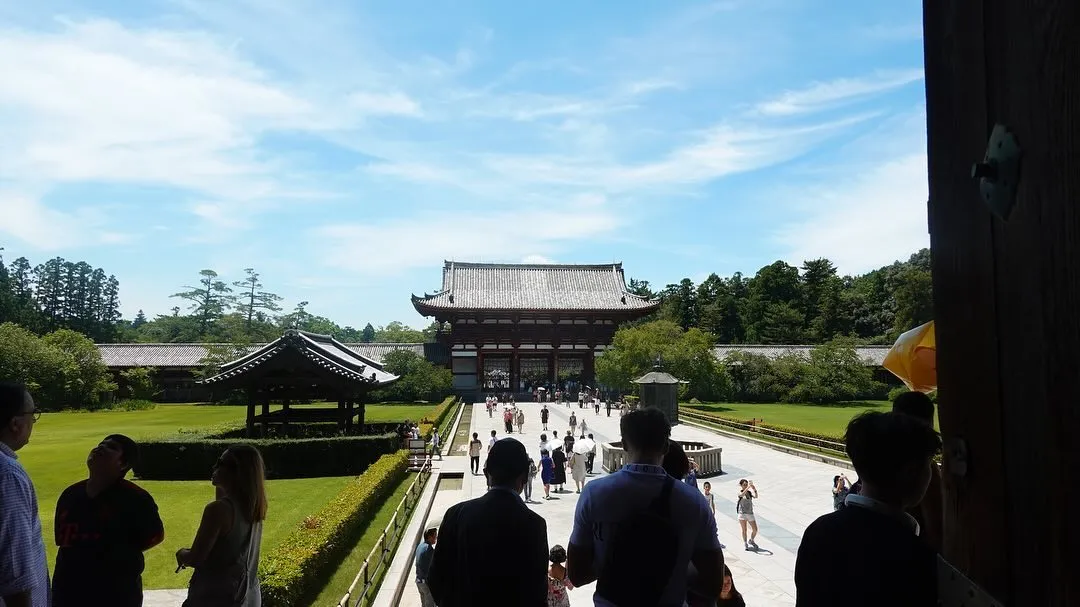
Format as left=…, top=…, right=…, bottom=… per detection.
left=944, top=437, right=968, bottom=478
left=972, top=123, right=1022, bottom=220
left=938, top=556, right=1004, bottom=607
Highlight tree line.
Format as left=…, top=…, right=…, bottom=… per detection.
left=631, top=249, right=932, bottom=345
left=125, top=268, right=438, bottom=345
left=0, top=250, right=122, bottom=342
left=596, top=320, right=886, bottom=404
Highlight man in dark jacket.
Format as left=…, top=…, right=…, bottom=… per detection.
left=428, top=438, right=548, bottom=607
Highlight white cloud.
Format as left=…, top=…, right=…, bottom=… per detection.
left=314, top=206, right=623, bottom=276
left=0, top=189, right=129, bottom=250
left=754, top=69, right=924, bottom=116
left=349, top=91, right=422, bottom=117
left=481, top=113, right=874, bottom=190
left=772, top=153, right=929, bottom=274
left=522, top=254, right=554, bottom=264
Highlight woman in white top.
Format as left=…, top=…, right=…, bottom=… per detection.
left=736, top=479, right=759, bottom=551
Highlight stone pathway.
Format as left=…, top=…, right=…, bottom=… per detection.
left=390, top=401, right=850, bottom=606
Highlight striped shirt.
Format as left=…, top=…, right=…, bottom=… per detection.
left=0, top=442, right=50, bottom=607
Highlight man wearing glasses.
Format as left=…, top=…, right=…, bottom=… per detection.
left=0, top=382, right=49, bottom=607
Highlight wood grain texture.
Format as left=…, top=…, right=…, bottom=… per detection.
left=982, top=1, right=1080, bottom=604
left=927, top=0, right=1080, bottom=604
left=922, top=0, right=1009, bottom=599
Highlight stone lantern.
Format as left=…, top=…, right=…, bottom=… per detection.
left=633, top=362, right=684, bottom=426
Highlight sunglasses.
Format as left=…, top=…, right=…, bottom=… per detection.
left=22, top=409, right=41, bottom=422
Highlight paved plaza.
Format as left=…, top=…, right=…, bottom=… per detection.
left=389, top=401, right=850, bottom=607
left=151, top=400, right=845, bottom=606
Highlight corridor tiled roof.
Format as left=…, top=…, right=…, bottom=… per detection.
left=411, top=261, right=660, bottom=312
left=713, top=344, right=890, bottom=366
left=97, top=342, right=425, bottom=368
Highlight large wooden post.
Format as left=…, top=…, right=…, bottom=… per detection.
left=260, top=393, right=271, bottom=438
left=925, top=1, right=1080, bottom=604
left=337, top=397, right=347, bottom=433
left=281, top=397, right=291, bottom=435
left=245, top=390, right=256, bottom=438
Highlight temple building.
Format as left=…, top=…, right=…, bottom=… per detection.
left=410, top=261, right=660, bottom=399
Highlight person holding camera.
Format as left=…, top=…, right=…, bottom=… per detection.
left=833, top=473, right=851, bottom=511
left=736, top=479, right=759, bottom=551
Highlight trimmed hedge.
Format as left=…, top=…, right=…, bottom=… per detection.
left=418, top=396, right=459, bottom=439
left=260, top=450, right=410, bottom=607
left=133, top=429, right=399, bottom=480
left=680, top=408, right=846, bottom=450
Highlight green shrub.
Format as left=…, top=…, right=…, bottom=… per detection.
left=887, top=386, right=910, bottom=402
left=116, top=398, right=156, bottom=411
left=372, top=350, right=453, bottom=402
left=134, top=429, right=398, bottom=480
left=259, top=450, right=409, bottom=607
left=118, top=367, right=159, bottom=400
left=0, top=323, right=116, bottom=409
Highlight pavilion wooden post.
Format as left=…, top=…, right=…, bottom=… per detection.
left=245, top=391, right=256, bottom=438
left=337, top=397, right=347, bottom=433
left=356, top=396, right=366, bottom=429
left=345, top=399, right=354, bottom=433
left=260, top=393, right=271, bottom=438
left=925, top=1, right=1080, bottom=603
left=281, top=397, right=291, bottom=435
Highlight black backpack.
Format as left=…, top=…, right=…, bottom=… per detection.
left=596, top=476, right=679, bottom=606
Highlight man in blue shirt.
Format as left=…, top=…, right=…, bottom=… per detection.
left=568, top=408, right=724, bottom=606
left=414, top=527, right=438, bottom=607
left=0, top=382, right=50, bottom=607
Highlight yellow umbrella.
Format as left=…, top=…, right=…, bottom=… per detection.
left=883, top=321, right=937, bottom=393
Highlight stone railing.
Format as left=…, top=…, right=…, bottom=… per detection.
left=602, top=440, right=723, bottom=477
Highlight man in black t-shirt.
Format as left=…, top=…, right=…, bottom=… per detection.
left=795, top=412, right=941, bottom=607
left=53, top=434, right=164, bottom=607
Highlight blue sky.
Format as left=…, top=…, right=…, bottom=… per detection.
left=0, top=0, right=928, bottom=329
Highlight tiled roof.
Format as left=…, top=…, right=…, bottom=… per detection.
left=712, top=344, right=890, bottom=366
left=97, top=342, right=426, bottom=369
left=203, top=330, right=398, bottom=386
left=411, top=261, right=660, bottom=312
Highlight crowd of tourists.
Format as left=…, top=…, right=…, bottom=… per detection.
left=0, top=382, right=267, bottom=607
left=417, top=389, right=944, bottom=606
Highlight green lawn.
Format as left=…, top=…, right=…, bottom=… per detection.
left=683, top=401, right=893, bottom=436
left=310, top=472, right=419, bottom=606
left=17, top=403, right=434, bottom=590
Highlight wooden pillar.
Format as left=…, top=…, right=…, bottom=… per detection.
left=337, top=397, right=347, bottom=433
left=551, top=349, right=559, bottom=389
left=281, top=397, right=291, bottom=435
left=345, top=399, right=354, bottom=433
left=511, top=347, right=520, bottom=396
left=925, top=1, right=1080, bottom=603
left=245, top=390, right=255, bottom=438
left=583, top=348, right=596, bottom=388
left=356, top=396, right=366, bottom=429
left=477, top=349, right=485, bottom=392
left=260, top=393, right=270, bottom=438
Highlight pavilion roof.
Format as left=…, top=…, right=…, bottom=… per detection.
left=201, top=330, right=398, bottom=387
left=97, top=342, right=426, bottom=369
left=411, top=261, right=660, bottom=313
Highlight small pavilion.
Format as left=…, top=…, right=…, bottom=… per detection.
left=201, top=329, right=399, bottom=437
left=633, top=364, right=684, bottom=426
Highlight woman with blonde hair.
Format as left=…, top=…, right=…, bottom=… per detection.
left=177, top=444, right=267, bottom=606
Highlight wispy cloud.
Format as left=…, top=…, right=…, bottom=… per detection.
left=0, top=189, right=130, bottom=249
left=349, top=91, right=423, bottom=117
left=314, top=201, right=624, bottom=276
left=754, top=69, right=924, bottom=116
